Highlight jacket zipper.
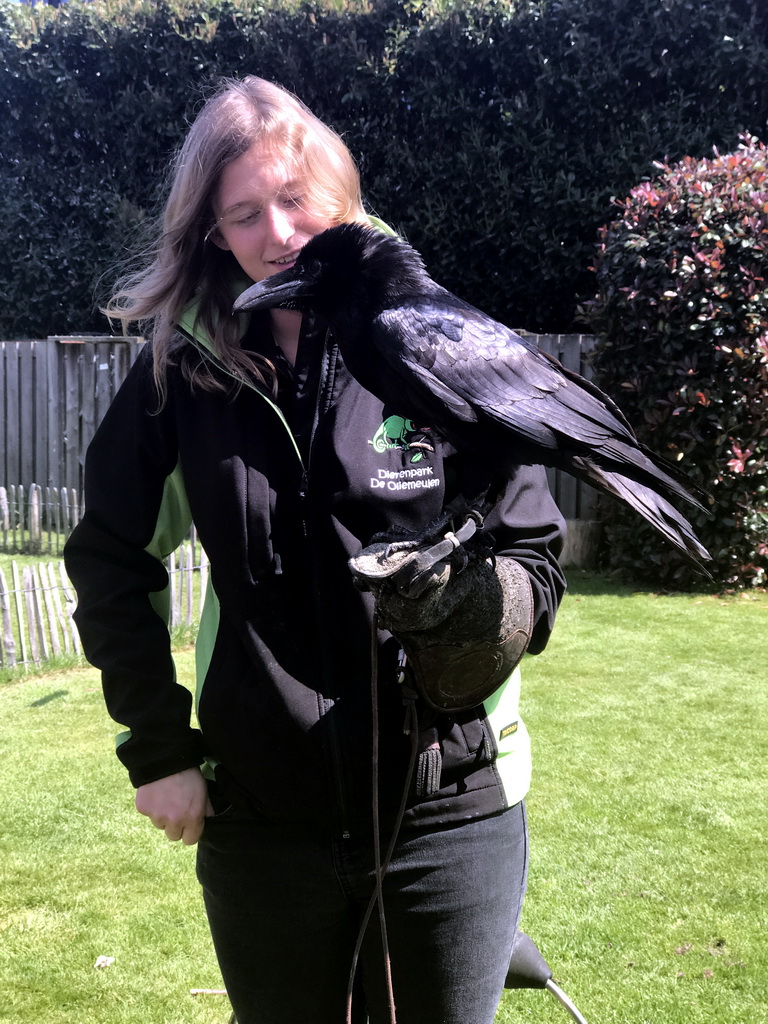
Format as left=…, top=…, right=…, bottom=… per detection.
left=302, top=337, right=352, bottom=838
left=179, top=325, right=353, bottom=836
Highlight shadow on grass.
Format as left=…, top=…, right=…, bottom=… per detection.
left=28, top=689, right=69, bottom=707
left=564, top=569, right=642, bottom=599
left=563, top=568, right=768, bottom=602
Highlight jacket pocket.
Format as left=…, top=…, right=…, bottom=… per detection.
left=433, top=708, right=494, bottom=782
left=245, top=465, right=277, bottom=578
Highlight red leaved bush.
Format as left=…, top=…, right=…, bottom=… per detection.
left=584, top=134, right=768, bottom=589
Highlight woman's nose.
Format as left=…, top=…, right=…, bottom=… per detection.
left=262, top=202, right=294, bottom=244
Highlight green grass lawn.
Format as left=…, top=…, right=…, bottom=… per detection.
left=0, top=645, right=224, bottom=1024
left=0, top=572, right=766, bottom=1024
left=500, top=572, right=768, bottom=1024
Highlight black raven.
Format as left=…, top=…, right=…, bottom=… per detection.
left=233, top=223, right=710, bottom=566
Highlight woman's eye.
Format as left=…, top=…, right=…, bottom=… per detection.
left=235, top=208, right=261, bottom=226
left=220, top=207, right=261, bottom=229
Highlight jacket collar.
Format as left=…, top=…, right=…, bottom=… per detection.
left=176, top=271, right=252, bottom=354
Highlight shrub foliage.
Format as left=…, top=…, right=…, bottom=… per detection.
left=584, top=135, right=768, bottom=590
left=2, top=0, right=768, bottom=339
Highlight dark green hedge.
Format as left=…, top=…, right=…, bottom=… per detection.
left=2, top=0, right=768, bottom=338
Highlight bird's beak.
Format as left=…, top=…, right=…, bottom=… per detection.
left=233, top=267, right=313, bottom=314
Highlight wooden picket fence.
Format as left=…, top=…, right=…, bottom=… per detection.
left=0, top=484, right=81, bottom=557
left=0, top=541, right=209, bottom=672
left=0, top=560, right=80, bottom=669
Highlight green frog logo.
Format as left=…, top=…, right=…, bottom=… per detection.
left=369, top=415, right=433, bottom=463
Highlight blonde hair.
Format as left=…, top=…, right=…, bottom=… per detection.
left=104, top=77, right=368, bottom=391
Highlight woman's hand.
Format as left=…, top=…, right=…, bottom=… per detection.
left=135, top=767, right=214, bottom=845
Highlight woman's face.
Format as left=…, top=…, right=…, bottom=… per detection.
left=210, top=143, right=333, bottom=283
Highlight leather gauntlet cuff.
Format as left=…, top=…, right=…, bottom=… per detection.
left=349, top=543, right=533, bottom=712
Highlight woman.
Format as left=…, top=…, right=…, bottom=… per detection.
left=64, top=76, right=566, bottom=1024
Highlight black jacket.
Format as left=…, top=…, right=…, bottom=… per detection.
left=64, top=312, right=566, bottom=837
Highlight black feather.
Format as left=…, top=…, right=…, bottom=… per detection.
left=234, top=223, right=711, bottom=567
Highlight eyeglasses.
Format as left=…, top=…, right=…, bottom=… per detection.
left=205, top=191, right=308, bottom=243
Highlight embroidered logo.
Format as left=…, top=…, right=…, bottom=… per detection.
left=369, top=415, right=433, bottom=464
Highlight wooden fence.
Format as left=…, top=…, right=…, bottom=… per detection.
left=0, top=542, right=208, bottom=671
left=0, top=333, right=601, bottom=668
left=0, top=484, right=81, bottom=557
left=0, top=335, right=144, bottom=498
left=523, top=332, right=599, bottom=522
left=1, top=333, right=599, bottom=555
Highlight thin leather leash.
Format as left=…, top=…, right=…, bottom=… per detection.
left=345, top=614, right=420, bottom=1024
left=343, top=512, right=484, bottom=1023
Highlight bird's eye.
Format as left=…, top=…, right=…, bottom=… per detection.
left=308, top=259, right=323, bottom=277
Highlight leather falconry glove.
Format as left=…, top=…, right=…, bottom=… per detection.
left=348, top=513, right=534, bottom=713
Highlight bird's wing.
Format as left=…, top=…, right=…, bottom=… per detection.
left=373, top=288, right=708, bottom=560
left=376, top=295, right=705, bottom=512
left=375, top=295, right=631, bottom=452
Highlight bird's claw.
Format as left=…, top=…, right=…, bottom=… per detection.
left=351, top=509, right=486, bottom=599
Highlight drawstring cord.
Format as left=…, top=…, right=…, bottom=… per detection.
left=345, top=614, right=420, bottom=1024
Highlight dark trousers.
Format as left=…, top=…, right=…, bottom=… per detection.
left=196, top=802, right=528, bottom=1024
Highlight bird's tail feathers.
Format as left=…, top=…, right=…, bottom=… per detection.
left=552, top=359, right=711, bottom=512
left=575, top=460, right=712, bottom=569
left=596, top=439, right=710, bottom=515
